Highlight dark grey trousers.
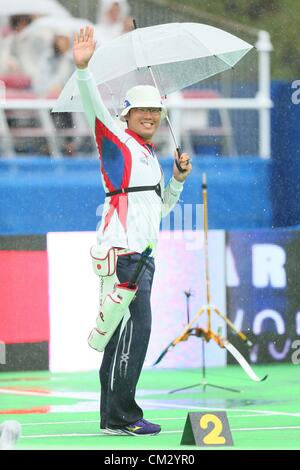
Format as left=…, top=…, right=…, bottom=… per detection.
left=99, top=253, right=155, bottom=429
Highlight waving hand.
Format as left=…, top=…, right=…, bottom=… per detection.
left=73, top=26, right=97, bottom=69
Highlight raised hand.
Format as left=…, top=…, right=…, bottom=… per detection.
left=73, top=26, right=97, bottom=69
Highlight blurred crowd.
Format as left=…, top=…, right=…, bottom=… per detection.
left=0, top=0, right=133, bottom=156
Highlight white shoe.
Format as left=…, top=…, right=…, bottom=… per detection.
left=0, top=421, right=21, bottom=450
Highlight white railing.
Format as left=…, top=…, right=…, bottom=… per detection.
left=257, top=30, right=273, bottom=159
left=0, top=99, right=57, bottom=110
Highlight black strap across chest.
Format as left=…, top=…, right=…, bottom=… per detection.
left=105, top=143, right=162, bottom=200
left=105, top=183, right=162, bottom=200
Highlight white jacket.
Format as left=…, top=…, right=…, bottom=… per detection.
left=77, top=68, right=184, bottom=256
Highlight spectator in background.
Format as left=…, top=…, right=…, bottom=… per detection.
left=32, top=33, right=74, bottom=97
left=96, top=0, right=133, bottom=44
left=0, top=15, right=35, bottom=75
left=32, top=32, right=76, bottom=155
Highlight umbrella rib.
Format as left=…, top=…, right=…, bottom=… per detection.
left=215, top=48, right=252, bottom=69
left=213, top=55, right=235, bottom=70
left=183, top=24, right=217, bottom=60
left=131, top=28, right=142, bottom=70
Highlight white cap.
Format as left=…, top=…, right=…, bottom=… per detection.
left=120, top=85, right=167, bottom=121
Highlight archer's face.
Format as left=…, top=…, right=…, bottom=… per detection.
left=125, top=108, right=161, bottom=143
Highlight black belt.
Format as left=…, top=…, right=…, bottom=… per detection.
left=106, top=184, right=162, bottom=200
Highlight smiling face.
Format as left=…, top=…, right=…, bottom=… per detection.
left=125, top=108, right=161, bottom=143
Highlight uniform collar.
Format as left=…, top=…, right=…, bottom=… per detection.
left=125, top=129, right=156, bottom=150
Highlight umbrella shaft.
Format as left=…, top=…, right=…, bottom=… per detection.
left=165, top=115, right=179, bottom=151
left=148, top=66, right=180, bottom=151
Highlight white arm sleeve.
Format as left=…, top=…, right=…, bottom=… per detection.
left=76, top=67, right=124, bottom=139
left=162, top=177, right=184, bottom=218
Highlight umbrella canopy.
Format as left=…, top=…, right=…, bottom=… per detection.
left=53, top=22, right=253, bottom=113
left=0, top=0, right=71, bottom=17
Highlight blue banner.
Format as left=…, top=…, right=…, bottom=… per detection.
left=227, top=229, right=300, bottom=364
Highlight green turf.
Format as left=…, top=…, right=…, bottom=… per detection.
left=0, top=364, right=300, bottom=450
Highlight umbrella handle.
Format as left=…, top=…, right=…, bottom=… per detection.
left=164, top=115, right=188, bottom=173
left=175, top=147, right=188, bottom=173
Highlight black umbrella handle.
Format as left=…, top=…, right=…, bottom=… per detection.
left=175, top=147, right=188, bottom=173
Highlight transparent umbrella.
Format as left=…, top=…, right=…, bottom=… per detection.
left=0, top=0, right=71, bottom=17
left=54, top=22, right=253, bottom=111
left=53, top=22, right=253, bottom=159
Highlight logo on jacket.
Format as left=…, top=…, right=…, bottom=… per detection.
left=140, top=152, right=149, bottom=165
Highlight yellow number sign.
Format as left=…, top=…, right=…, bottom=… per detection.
left=200, top=414, right=226, bottom=445
left=180, top=411, right=234, bottom=446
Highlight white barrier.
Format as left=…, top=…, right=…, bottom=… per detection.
left=47, top=230, right=226, bottom=372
